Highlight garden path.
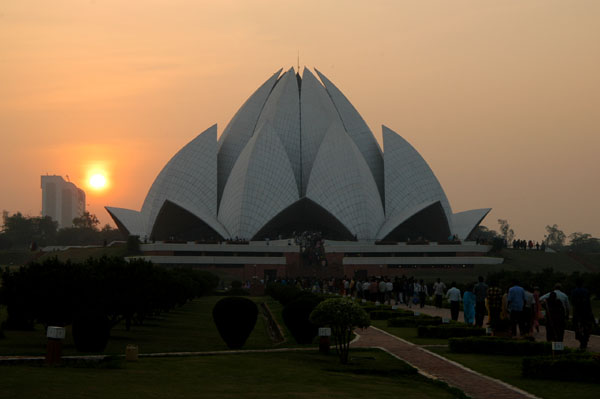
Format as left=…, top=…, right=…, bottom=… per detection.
left=352, top=325, right=540, bottom=399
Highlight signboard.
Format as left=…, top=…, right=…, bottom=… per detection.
left=318, top=328, right=332, bottom=337
left=442, top=318, right=450, bottom=324
left=46, top=326, right=66, bottom=340
left=392, top=305, right=398, bottom=310
left=552, top=342, right=564, bottom=351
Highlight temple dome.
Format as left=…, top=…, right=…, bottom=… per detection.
left=107, top=67, right=489, bottom=242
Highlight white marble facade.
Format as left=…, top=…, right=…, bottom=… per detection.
left=106, top=67, right=489, bottom=241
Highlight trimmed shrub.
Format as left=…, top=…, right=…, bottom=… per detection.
left=388, top=315, right=443, bottom=328
left=369, top=309, right=414, bottom=320
left=449, top=336, right=553, bottom=356
left=212, top=297, right=258, bottom=349
left=72, top=311, right=110, bottom=353
left=361, top=305, right=392, bottom=313
left=310, top=298, right=370, bottom=364
left=265, top=284, right=303, bottom=305
left=522, top=353, right=600, bottom=382
left=417, top=324, right=486, bottom=339
left=282, top=294, right=323, bottom=344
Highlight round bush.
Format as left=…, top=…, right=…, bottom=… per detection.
left=72, top=311, right=110, bottom=353
left=212, top=297, right=258, bottom=349
left=282, top=294, right=322, bottom=344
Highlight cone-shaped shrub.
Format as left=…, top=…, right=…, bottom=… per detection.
left=72, top=311, right=110, bottom=353
left=212, top=297, right=258, bottom=349
left=282, top=293, right=322, bottom=344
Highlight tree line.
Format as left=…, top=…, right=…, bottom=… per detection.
left=473, top=220, right=600, bottom=253
left=0, top=256, right=218, bottom=350
left=0, top=212, right=125, bottom=249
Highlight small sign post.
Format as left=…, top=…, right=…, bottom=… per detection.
left=45, top=326, right=66, bottom=365
left=318, top=328, right=331, bottom=354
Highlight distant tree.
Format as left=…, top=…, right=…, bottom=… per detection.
left=0, top=213, right=58, bottom=249
left=545, top=224, right=566, bottom=250
left=470, top=225, right=499, bottom=242
left=568, top=232, right=600, bottom=253
left=497, top=219, right=515, bottom=244
left=72, top=212, right=100, bottom=231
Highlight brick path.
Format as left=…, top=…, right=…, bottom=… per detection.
left=352, top=326, right=540, bottom=399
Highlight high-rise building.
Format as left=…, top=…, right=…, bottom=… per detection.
left=41, top=175, right=86, bottom=228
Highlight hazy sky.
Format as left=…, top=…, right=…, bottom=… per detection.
left=1, top=0, right=599, bottom=241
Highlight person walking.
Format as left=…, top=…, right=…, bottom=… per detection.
left=446, top=282, right=461, bottom=321
left=507, top=280, right=526, bottom=337
left=417, top=279, right=428, bottom=308
left=544, top=291, right=566, bottom=342
left=486, top=285, right=503, bottom=330
left=433, top=278, right=446, bottom=309
left=571, top=279, right=596, bottom=350
left=463, top=290, right=475, bottom=325
left=473, top=276, right=488, bottom=327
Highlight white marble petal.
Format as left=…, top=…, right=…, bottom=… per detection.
left=306, top=122, right=384, bottom=240
left=452, top=208, right=492, bottom=240
left=142, top=125, right=218, bottom=235
left=315, top=68, right=384, bottom=204
left=254, top=68, right=301, bottom=193
left=218, top=122, right=299, bottom=239
left=300, top=68, right=344, bottom=195
left=217, top=69, right=282, bottom=204
left=105, top=207, right=146, bottom=238
left=382, top=125, right=452, bottom=229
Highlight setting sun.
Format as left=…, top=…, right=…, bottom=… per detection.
left=89, top=173, right=107, bottom=190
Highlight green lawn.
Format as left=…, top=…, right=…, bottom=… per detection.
left=0, top=350, right=463, bottom=399
left=0, top=296, right=293, bottom=356
left=430, top=347, right=600, bottom=399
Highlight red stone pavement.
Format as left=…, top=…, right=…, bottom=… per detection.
left=352, top=326, right=541, bottom=399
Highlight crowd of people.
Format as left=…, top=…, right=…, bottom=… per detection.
left=512, top=239, right=546, bottom=251
left=267, top=274, right=597, bottom=350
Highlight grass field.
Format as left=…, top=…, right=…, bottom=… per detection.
left=0, top=350, right=464, bottom=399
left=0, top=296, right=292, bottom=356
left=429, top=347, right=600, bottom=399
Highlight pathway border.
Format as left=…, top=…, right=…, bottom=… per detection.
left=353, top=326, right=542, bottom=399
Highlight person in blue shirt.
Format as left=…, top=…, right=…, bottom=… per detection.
left=507, top=280, right=526, bottom=337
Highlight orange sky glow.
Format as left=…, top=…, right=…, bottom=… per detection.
left=1, top=0, right=599, bottom=241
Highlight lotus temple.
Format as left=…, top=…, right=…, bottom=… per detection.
left=106, top=67, right=502, bottom=280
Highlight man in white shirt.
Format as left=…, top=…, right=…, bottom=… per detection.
left=433, top=278, right=446, bottom=308
left=446, top=282, right=461, bottom=321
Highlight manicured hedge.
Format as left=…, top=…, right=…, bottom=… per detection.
left=522, top=353, right=600, bottom=382
left=282, top=294, right=323, bottom=344
left=212, top=297, right=258, bottom=349
left=449, top=336, right=554, bottom=356
left=369, top=309, right=413, bottom=320
left=361, top=305, right=393, bottom=313
left=417, top=325, right=486, bottom=338
left=388, top=315, right=443, bottom=328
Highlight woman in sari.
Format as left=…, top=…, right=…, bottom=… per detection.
left=463, top=291, right=475, bottom=325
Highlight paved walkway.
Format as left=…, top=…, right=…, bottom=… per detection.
left=352, top=326, right=540, bottom=399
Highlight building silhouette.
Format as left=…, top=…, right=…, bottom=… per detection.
left=41, top=175, right=86, bottom=228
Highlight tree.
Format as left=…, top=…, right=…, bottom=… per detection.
left=497, top=219, right=515, bottom=244
left=545, top=224, right=566, bottom=249
left=568, top=232, right=600, bottom=253
left=309, top=298, right=370, bottom=364
left=470, top=225, right=499, bottom=242
left=72, top=212, right=100, bottom=230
